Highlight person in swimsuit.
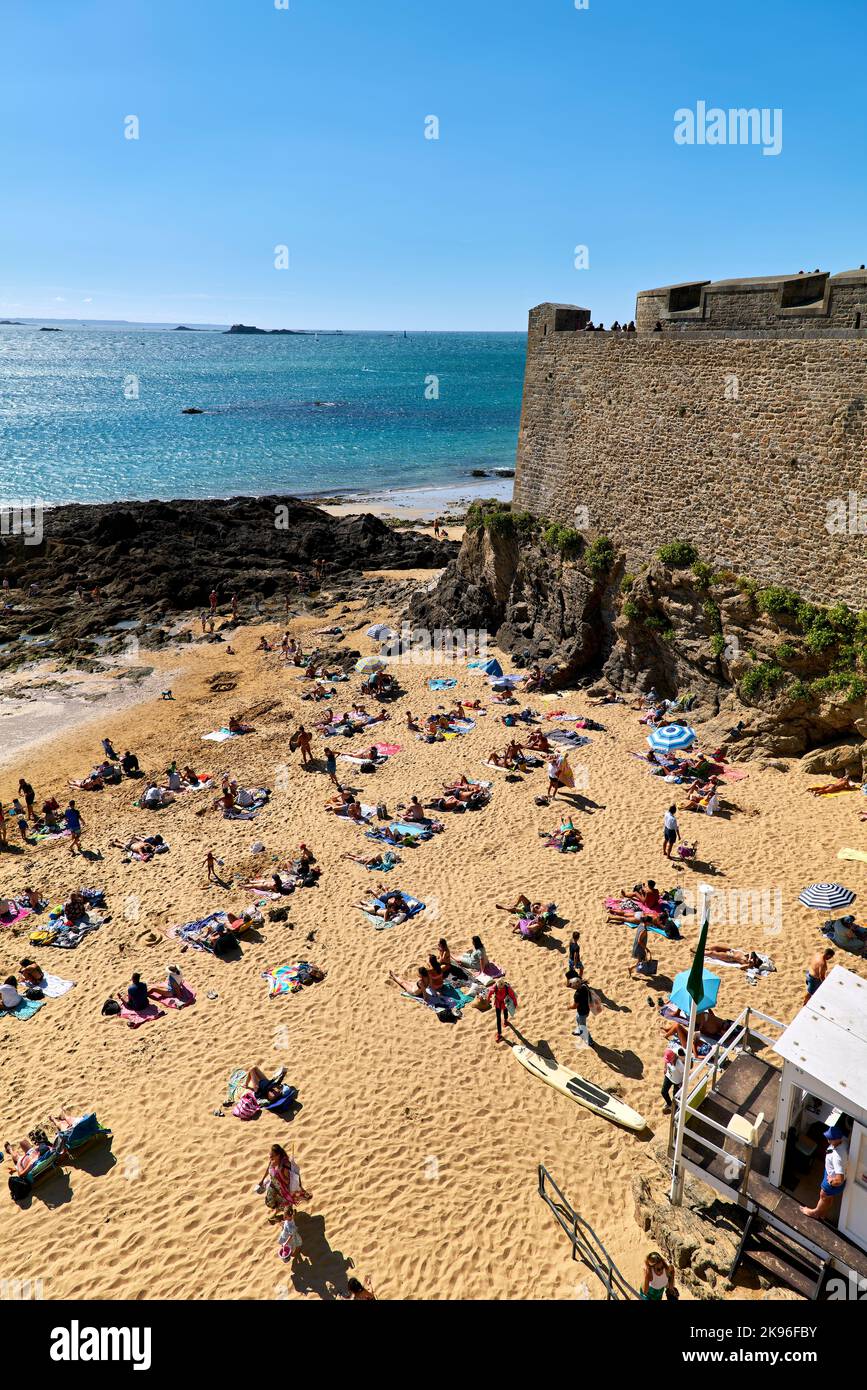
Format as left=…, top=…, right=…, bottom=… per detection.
left=804, top=947, right=834, bottom=1004
left=641, top=1252, right=675, bottom=1301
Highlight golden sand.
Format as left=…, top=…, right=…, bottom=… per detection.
left=0, top=592, right=864, bottom=1301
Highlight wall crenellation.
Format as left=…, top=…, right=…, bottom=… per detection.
left=513, top=273, right=867, bottom=607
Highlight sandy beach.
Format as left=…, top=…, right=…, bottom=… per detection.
left=1, top=575, right=864, bottom=1302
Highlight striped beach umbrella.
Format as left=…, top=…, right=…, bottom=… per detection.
left=366, top=624, right=396, bottom=643
left=647, top=723, right=697, bottom=752
left=798, top=883, right=856, bottom=912
left=355, top=655, right=386, bottom=675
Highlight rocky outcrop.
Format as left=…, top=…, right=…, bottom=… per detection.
left=610, top=560, right=867, bottom=767
left=408, top=505, right=867, bottom=765
left=407, top=521, right=618, bottom=681
left=0, top=496, right=456, bottom=672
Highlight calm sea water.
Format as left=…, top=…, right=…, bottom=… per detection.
left=0, top=325, right=526, bottom=504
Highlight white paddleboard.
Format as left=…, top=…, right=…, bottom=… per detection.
left=511, top=1044, right=646, bottom=1131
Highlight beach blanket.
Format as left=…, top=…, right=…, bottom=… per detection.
left=428, top=677, right=457, bottom=690
left=374, top=742, right=401, bottom=756
left=546, top=730, right=590, bottom=748
left=450, top=718, right=476, bottom=734
left=339, top=753, right=385, bottom=767
left=400, top=979, right=475, bottom=1017
left=167, top=911, right=231, bottom=953
left=160, top=983, right=197, bottom=1008
left=0, top=903, right=33, bottom=928
left=363, top=892, right=425, bottom=930
left=201, top=727, right=246, bottom=742
left=541, top=828, right=582, bottom=853
left=838, top=848, right=867, bottom=864
left=224, top=788, right=270, bottom=820
left=38, top=915, right=103, bottom=949
left=262, top=961, right=322, bottom=997
left=604, top=897, right=675, bottom=936
left=334, top=802, right=377, bottom=823
left=1, top=996, right=47, bottom=1021
left=112, top=1002, right=166, bottom=1029
left=41, top=973, right=75, bottom=998
left=391, top=820, right=435, bottom=837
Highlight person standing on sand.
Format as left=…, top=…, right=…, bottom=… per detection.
left=18, top=780, right=36, bottom=822
left=487, top=977, right=517, bottom=1043
left=627, top=919, right=650, bottom=978
left=804, top=946, right=835, bottom=1004
left=231, top=593, right=238, bottom=621
left=204, top=850, right=218, bottom=882
left=569, top=976, right=594, bottom=1045
left=291, top=726, right=313, bottom=767
left=662, top=805, right=679, bottom=859
left=566, top=930, right=583, bottom=981
left=64, top=800, right=82, bottom=854
left=323, top=747, right=339, bottom=786
left=661, top=1046, right=685, bottom=1114
left=200, top=611, right=207, bottom=633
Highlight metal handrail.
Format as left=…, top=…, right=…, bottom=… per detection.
left=538, top=1165, right=640, bottom=1300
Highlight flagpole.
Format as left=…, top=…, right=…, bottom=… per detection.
left=669, top=882, right=713, bottom=1207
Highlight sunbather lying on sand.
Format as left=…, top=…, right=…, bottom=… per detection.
left=342, top=849, right=401, bottom=870
left=245, top=1065, right=288, bottom=1103
left=705, top=944, right=764, bottom=969
left=356, top=890, right=412, bottom=922
left=808, top=776, right=861, bottom=796
left=109, top=834, right=166, bottom=861
left=227, top=716, right=254, bottom=734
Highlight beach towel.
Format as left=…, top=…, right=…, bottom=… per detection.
left=112, top=1002, right=166, bottom=1029
left=334, top=802, right=377, bottom=823
left=167, top=911, right=232, bottom=953
left=41, top=973, right=75, bottom=998
left=363, top=892, right=425, bottom=930
left=450, top=718, right=476, bottom=734
left=262, top=961, right=322, bottom=997
left=374, top=742, right=402, bottom=756
left=201, top=727, right=248, bottom=742
left=0, top=904, right=32, bottom=928
left=389, top=821, right=433, bottom=838
left=2, top=995, right=47, bottom=1021
left=546, top=730, right=589, bottom=747
left=838, top=848, right=867, bottom=864
left=428, top=677, right=457, bottom=690
left=159, top=982, right=197, bottom=1008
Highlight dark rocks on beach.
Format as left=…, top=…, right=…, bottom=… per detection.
left=0, top=496, right=457, bottom=672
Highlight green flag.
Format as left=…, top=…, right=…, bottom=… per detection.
left=686, top=901, right=710, bottom=1008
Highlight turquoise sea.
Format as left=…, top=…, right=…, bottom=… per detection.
left=0, top=325, right=526, bottom=504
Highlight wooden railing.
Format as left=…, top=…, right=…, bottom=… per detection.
left=667, top=1005, right=786, bottom=1196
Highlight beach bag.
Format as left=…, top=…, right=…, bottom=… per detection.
left=232, top=1090, right=261, bottom=1121
left=588, top=989, right=603, bottom=1016
left=376, top=803, right=389, bottom=820
left=101, top=999, right=121, bottom=1016
left=24, top=987, right=44, bottom=1001
left=9, top=1175, right=31, bottom=1200
left=269, top=907, right=289, bottom=922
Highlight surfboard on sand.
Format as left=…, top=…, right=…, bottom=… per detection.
left=511, top=1044, right=646, bottom=1132
left=838, top=848, right=867, bottom=864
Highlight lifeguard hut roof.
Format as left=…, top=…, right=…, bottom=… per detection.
left=774, top=966, right=867, bottom=1119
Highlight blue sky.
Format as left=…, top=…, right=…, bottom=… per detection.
left=1, top=0, right=865, bottom=329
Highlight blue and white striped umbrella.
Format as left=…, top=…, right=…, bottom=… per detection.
left=647, top=723, right=697, bottom=752
left=798, top=883, right=856, bottom=912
